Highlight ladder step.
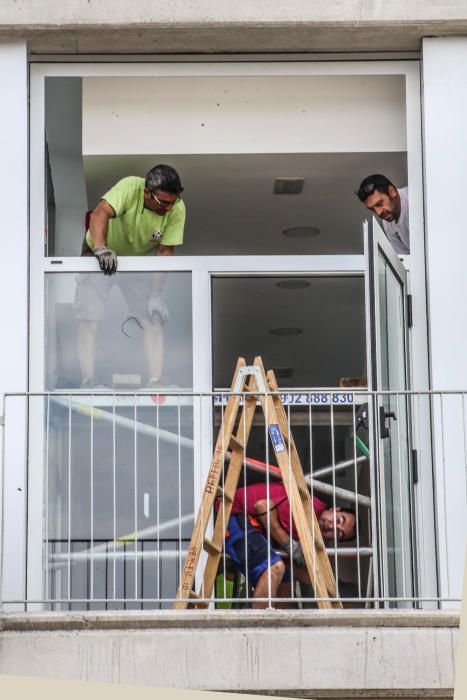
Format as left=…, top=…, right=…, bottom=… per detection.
left=203, top=538, right=223, bottom=556
left=229, top=435, right=245, bottom=451
left=216, top=485, right=233, bottom=503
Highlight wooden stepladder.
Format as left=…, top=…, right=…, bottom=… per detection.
left=174, top=356, right=342, bottom=609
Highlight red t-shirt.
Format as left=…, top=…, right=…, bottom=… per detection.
left=230, top=482, right=327, bottom=540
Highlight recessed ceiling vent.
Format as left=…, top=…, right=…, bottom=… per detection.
left=273, top=178, right=304, bottom=195
left=282, top=226, right=320, bottom=238
left=269, top=327, right=303, bottom=337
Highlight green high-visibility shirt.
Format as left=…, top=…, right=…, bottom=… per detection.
left=85, top=176, right=185, bottom=256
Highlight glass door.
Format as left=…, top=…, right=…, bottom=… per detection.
left=365, top=217, right=415, bottom=603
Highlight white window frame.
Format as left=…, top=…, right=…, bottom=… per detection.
left=25, top=58, right=433, bottom=607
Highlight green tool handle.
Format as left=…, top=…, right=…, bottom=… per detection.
left=355, top=434, right=370, bottom=459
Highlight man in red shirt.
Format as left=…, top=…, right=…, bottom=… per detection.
left=223, top=482, right=356, bottom=608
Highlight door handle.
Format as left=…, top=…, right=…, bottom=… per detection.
left=379, top=406, right=397, bottom=438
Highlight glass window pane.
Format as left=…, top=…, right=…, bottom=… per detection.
left=44, top=270, right=193, bottom=608
left=212, top=275, right=366, bottom=388
left=45, top=272, right=192, bottom=390
left=377, top=252, right=413, bottom=600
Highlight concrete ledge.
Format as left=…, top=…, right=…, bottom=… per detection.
left=0, top=610, right=457, bottom=697
left=1, top=21, right=467, bottom=54
left=0, top=609, right=461, bottom=632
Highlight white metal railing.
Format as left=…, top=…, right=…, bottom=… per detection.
left=1, top=389, right=465, bottom=611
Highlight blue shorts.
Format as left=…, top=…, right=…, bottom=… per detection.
left=224, top=514, right=290, bottom=588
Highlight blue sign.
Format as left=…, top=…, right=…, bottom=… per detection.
left=269, top=423, right=286, bottom=453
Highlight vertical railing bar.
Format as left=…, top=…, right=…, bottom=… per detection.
left=368, top=392, right=380, bottom=607
left=86, top=539, right=90, bottom=611
left=220, top=396, right=228, bottom=603
left=415, top=393, right=426, bottom=602
left=158, top=541, right=163, bottom=610
left=112, top=396, right=116, bottom=600
left=242, top=394, right=249, bottom=604
left=69, top=541, right=73, bottom=611
left=462, top=393, right=467, bottom=508
left=123, top=541, right=127, bottom=611
left=141, top=540, right=144, bottom=611
left=51, top=542, right=55, bottom=612
left=177, top=395, right=182, bottom=602
left=134, top=396, right=138, bottom=601
left=90, top=393, right=94, bottom=602
left=45, top=394, right=50, bottom=605
left=395, top=392, right=407, bottom=600
left=439, top=394, right=450, bottom=599
left=287, top=402, right=294, bottom=602
left=265, top=392, right=272, bottom=609
left=0, top=395, right=6, bottom=609
left=156, top=398, right=160, bottom=603
left=242, top=393, right=248, bottom=605
left=352, top=401, right=362, bottom=600
left=308, top=400, right=317, bottom=599
left=330, top=397, right=339, bottom=598
left=105, top=541, right=109, bottom=612
left=67, top=395, right=72, bottom=604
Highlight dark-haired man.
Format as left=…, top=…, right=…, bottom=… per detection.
left=74, top=164, right=185, bottom=389
left=356, top=173, right=409, bottom=254
left=222, top=482, right=356, bottom=608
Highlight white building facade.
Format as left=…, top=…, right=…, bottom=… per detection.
left=0, top=3, right=466, bottom=698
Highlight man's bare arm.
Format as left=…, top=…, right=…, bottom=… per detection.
left=152, top=244, right=174, bottom=293
left=89, top=200, right=116, bottom=249
left=155, top=244, right=174, bottom=257
left=254, top=499, right=290, bottom=546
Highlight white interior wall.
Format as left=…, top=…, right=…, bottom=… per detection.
left=82, top=75, right=406, bottom=155
left=45, top=78, right=88, bottom=256
left=422, top=37, right=467, bottom=603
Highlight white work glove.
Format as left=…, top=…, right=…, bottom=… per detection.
left=147, top=292, right=169, bottom=324
left=278, top=540, right=306, bottom=568
left=94, top=246, right=118, bottom=275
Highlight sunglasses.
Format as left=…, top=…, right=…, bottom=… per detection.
left=151, top=191, right=181, bottom=208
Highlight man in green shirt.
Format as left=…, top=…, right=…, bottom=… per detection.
left=74, top=164, right=185, bottom=389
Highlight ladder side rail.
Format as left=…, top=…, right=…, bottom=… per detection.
left=201, top=390, right=258, bottom=602
left=266, top=370, right=340, bottom=605
left=174, top=358, right=247, bottom=608
left=253, top=357, right=338, bottom=609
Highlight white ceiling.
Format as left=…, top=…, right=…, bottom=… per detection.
left=84, top=151, right=407, bottom=255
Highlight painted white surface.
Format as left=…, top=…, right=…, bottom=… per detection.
left=422, top=38, right=467, bottom=602
left=0, top=43, right=28, bottom=608
left=0, top=44, right=28, bottom=395
left=82, top=75, right=406, bottom=155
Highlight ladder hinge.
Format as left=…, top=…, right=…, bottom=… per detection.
left=406, top=294, right=413, bottom=328
left=411, top=449, right=418, bottom=485
left=216, top=486, right=232, bottom=503
left=229, top=435, right=244, bottom=451
left=203, top=538, right=222, bottom=556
